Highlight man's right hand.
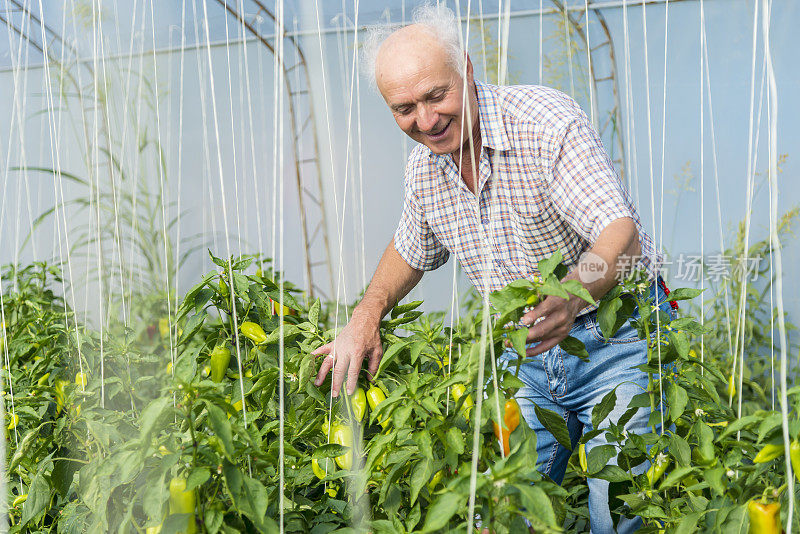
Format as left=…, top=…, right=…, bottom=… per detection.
left=312, top=314, right=383, bottom=398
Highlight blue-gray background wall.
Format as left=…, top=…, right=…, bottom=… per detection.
left=0, top=1, right=797, bottom=342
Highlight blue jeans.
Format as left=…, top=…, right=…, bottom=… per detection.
left=499, top=279, right=676, bottom=534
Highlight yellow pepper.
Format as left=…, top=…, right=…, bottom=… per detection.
left=747, top=500, right=781, bottom=534
left=240, top=322, right=267, bottom=344
left=331, top=422, right=353, bottom=470
left=753, top=443, right=784, bottom=464
left=168, top=477, right=196, bottom=534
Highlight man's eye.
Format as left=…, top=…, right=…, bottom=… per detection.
left=430, top=92, right=445, bottom=102
left=398, top=106, right=413, bottom=115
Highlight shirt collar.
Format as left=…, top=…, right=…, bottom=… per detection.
left=474, top=80, right=511, bottom=152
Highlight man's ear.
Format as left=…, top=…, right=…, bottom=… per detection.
left=465, top=53, right=474, bottom=81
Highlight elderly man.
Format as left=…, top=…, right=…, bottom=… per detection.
left=313, top=5, right=676, bottom=533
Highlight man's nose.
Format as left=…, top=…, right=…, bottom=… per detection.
left=416, top=105, right=439, bottom=132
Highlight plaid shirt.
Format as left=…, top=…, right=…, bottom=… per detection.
left=394, top=81, right=661, bottom=310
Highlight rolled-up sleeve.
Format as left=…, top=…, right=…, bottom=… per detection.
left=546, top=117, right=636, bottom=244
left=393, top=185, right=450, bottom=271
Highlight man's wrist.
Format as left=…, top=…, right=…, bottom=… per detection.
left=351, top=303, right=384, bottom=330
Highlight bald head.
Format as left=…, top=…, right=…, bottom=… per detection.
left=361, top=3, right=465, bottom=89
left=375, top=25, right=460, bottom=94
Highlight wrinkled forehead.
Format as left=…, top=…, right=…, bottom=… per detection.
left=375, top=32, right=460, bottom=99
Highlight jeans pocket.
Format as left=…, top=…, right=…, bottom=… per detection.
left=585, top=315, right=644, bottom=345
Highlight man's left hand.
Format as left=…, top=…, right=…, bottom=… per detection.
left=519, top=293, right=585, bottom=358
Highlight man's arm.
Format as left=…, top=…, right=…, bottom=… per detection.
left=520, top=217, right=641, bottom=357
left=313, top=238, right=423, bottom=396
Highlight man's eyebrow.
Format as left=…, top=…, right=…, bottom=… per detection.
left=422, top=86, right=448, bottom=99
left=389, top=86, right=449, bottom=111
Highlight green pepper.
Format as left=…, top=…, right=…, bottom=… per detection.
left=210, top=345, right=231, bottom=383
left=168, top=476, right=196, bottom=534
left=12, top=493, right=27, bottom=507
left=331, top=422, right=353, bottom=470
left=646, top=453, right=670, bottom=486
left=753, top=443, right=784, bottom=464
left=351, top=387, right=367, bottom=422
left=312, top=458, right=330, bottom=480
left=427, top=469, right=444, bottom=493
left=450, top=383, right=473, bottom=417
left=366, top=385, right=388, bottom=427
left=693, top=422, right=716, bottom=466
left=240, top=321, right=267, bottom=344
left=578, top=444, right=588, bottom=472
left=747, top=500, right=781, bottom=534
left=790, top=439, right=800, bottom=482
left=218, top=277, right=229, bottom=297
left=75, top=371, right=88, bottom=389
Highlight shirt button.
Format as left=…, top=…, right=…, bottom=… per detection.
left=481, top=218, right=489, bottom=225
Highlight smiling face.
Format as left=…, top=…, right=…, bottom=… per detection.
left=375, top=25, right=479, bottom=156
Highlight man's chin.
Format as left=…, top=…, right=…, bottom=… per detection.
left=422, top=138, right=458, bottom=156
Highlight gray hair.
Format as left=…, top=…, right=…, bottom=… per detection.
left=361, top=3, right=466, bottom=89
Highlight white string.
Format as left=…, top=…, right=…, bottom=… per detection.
left=639, top=0, right=666, bottom=430
left=699, top=7, right=734, bottom=375
left=276, top=1, right=286, bottom=527
left=40, top=0, right=86, bottom=405
left=584, top=0, right=595, bottom=126
left=198, top=0, right=248, bottom=433
left=172, top=0, right=188, bottom=366
left=539, top=0, right=543, bottom=84
left=732, top=0, right=761, bottom=417
left=760, top=0, right=794, bottom=523
left=563, top=3, right=575, bottom=98
left=146, top=0, right=177, bottom=405
left=220, top=1, right=245, bottom=262
left=699, top=0, right=705, bottom=370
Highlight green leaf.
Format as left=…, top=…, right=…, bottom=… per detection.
left=308, top=299, right=321, bottom=325
left=658, top=466, right=694, bottom=490
left=586, top=444, right=616, bottom=474
left=178, top=310, right=207, bottom=346
left=719, top=414, right=762, bottom=441
left=374, top=341, right=407, bottom=379
left=559, top=335, right=589, bottom=362
left=509, top=327, right=528, bottom=360
left=592, top=388, right=617, bottom=430
left=593, top=465, right=630, bottom=482
left=562, top=279, right=596, bottom=305
left=139, top=397, right=171, bottom=443
left=409, top=458, right=433, bottom=505
left=422, top=491, right=462, bottom=532
left=21, top=473, right=50, bottom=526
left=445, top=427, right=465, bottom=455
left=668, top=330, right=690, bottom=359
left=540, top=274, right=569, bottom=299
left=515, top=484, right=557, bottom=527
left=161, top=514, right=192, bottom=534
left=668, top=434, right=691, bottom=467
left=312, top=444, right=349, bottom=459
left=533, top=403, right=572, bottom=450
left=537, top=250, right=563, bottom=279
left=597, top=297, right=623, bottom=339
left=666, top=287, right=703, bottom=301
left=205, top=403, right=235, bottom=458
left=10, top=428, right=39, bottom=472
left=391, top=300, right=423, bottom=318
left=705, top=465, right=725, bottom=496
left=186, top=468, right=210, bottom=491
left=666, top=383, right=688, bottom=420
left=675, top=511, right=702, bottom=534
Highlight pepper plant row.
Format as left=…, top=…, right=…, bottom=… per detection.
left=2, top=252, right=799, bottom=533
